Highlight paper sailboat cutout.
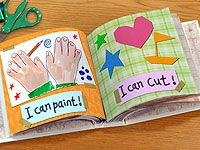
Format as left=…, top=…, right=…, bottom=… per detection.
left=145, top=32, right=179, bottom=65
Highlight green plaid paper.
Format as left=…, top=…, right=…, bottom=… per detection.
left=87, top=8, right=197, bottom=120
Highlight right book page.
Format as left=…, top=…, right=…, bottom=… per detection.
left=87, top=8, right=199, bottom=121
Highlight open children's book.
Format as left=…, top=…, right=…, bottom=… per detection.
left=0, top=8, right=200, bottom=143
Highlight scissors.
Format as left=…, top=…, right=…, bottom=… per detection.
left=0, top=0, right=42, bottom=42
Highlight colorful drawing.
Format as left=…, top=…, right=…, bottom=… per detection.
left=46, top=36, right=82, bottom=84
left=9, top=83, right=14, bottom=90
left=100, top=50, right=124, bottom=79
left=7, top=51, right=49, bottom=93
left=95, top=33, right=107, bottom=49
left=114, top=16, right=154, bottom=48
left=6, top=36, right=82, bottom=99
left=79, top=66, right=93, bottom=81
left=28, top=40, right=43, bottom=56
left=145, top=32, right=179, bottom=65
left=44, top=39, right=52, bottom=48
left=1, top=31, right=95, bottom=107
left=14, top=92, right=21, bottom=101
left=73, top=34, right=78, bottom=39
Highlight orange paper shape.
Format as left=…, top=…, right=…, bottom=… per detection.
left=154, top=32, right=174, bottom=42
left=145, top=56, right=178, bottom=65
left=145, top=32, right=178, bottom=65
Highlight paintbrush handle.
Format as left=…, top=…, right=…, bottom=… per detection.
left=27, top=40, right=43, bottom=57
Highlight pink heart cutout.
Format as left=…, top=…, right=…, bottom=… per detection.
left=114, top=16, right=154, bottom=48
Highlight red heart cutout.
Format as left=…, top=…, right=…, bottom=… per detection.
left=114, top=16, right=154, bottom=48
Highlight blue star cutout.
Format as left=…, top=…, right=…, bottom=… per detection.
left=100, top=50, right=124, bottom=79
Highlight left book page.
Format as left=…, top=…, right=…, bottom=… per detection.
left=0, top=28, right=105, bottom=135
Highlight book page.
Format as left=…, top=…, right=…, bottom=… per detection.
left=87, top=8, right=199, bottom=121
left=0, top=28, right=105, bottom=135
left=182, top=20, right=200, bottom=77
left=123, top=17, right=200, bottom=125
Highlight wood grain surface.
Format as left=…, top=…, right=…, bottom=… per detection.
left=1, top=0, right=200, bottom=149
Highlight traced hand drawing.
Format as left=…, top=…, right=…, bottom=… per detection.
left=7, top=51, right=48, bottom=93
left=46, top=36, right=82, bottom=84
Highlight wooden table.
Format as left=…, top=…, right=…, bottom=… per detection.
left=1, top=0, right=200, bottom=149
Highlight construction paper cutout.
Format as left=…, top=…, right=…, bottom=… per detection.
left=20, top=91, right=86, bottom=124
left=145, top=56, right=179, bottom=65
left=145, top=32, right=179, bottom=65
left=100, top=50, right=124, bottom=79
left=95, top=33, right=107, bottom=49
left=115, top=70, right=185, bottom=104
left=114, top=16, right=154, bottom=48
left=154, top=32, right=174, bottom=42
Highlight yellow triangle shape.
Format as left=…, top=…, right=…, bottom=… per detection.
left=154, top=32, right=174, bottom=43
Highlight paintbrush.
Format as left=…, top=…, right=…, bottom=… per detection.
left=28, top=40, right=43, bottom=57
